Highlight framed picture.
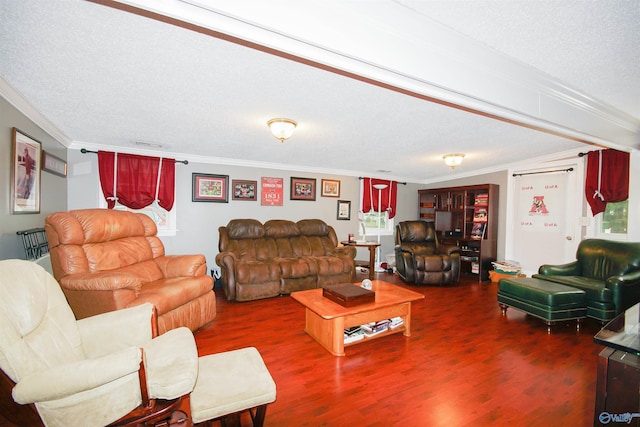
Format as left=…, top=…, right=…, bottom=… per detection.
left=261, top=177, right=284, bottom=206
left=42, top=151, right=67, bottom=177
left=290, top=177, right=316, bottom=201
left=11, top=128, right=41, bottom=214
left=337, top=200, right=351, bottom=220
left=232, top=179, right=257, bottom=201
left=192, top=173, right=229, bottom=203
left=321, top=179, right=340, bottom=197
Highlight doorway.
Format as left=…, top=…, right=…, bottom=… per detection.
left=505, top=159, right=583, bottom=275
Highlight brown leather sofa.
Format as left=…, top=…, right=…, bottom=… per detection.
left=216, top=219, right=357, bottom=301
left=395, top=220, right=461, bottom=285
left=45, top=209, right=216, bottom=334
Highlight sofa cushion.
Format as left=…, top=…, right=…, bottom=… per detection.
left=499, top=277, right=586, bottom=307
left=264, top=220, right=300, bottom=238
left=275, top=257, right=318, bottom=279
left=415, top=255, right=449, bottom=272
left=226, top=219, right=264, bottom=239
left=531, top=274, right=612, bottom=302
left=234, top=261, right=281, bottom=284
left=312, top=255, right=352, bottom=275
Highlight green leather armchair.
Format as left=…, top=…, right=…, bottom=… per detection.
left=533, top=239, right=640, bottom=322
left=395, top=221, right=461, bottom=285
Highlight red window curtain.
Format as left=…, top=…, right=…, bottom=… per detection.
left=584, top=149, right=629, bottom=215
left=361, top=178, right=398, bottom=219
left=98, top=151, right=176, bottom=211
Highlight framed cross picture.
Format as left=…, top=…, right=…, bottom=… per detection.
left=11, top=128, right=41, bottom=214
left=337, top=200, right=351, bottom=220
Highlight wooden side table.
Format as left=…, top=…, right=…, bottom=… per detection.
left=341, top=241, right=380, bottom=280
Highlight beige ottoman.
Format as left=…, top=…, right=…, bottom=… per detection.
left=190, top=347, right=276, bottom=425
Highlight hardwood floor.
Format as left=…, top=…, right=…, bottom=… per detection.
left=198, top=270, right=602, bottom=427
left=0, top=271, right=603, bottom=426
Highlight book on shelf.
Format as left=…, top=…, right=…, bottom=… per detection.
left=474, top=193, right=489, bottom=206
left=471, top=262, right=480, bottom=274
left=473, top=207, right=488, bottom=222
left=344, top=326, right=365, bottom=344
left=362, top=319, right=391, bottom=337
left=389, top=316, right=404, bottom=329
left=470, top=222, right=486, bottom=239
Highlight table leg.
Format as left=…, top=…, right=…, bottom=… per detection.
left=368, top=246, right=376, bottom=280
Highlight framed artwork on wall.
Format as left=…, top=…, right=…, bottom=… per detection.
left=42, top=151, right=67, bottom=177
left=290, top=177, right=316, bottom=201
left=232, top=179, right=257, bottom=201
left=192, top=173, right=229, bottom=203
left=337, top=200, right=351, bottom=220
left=10, top=127, right=41, bottom=214
left=261, top=177, right=284, bottom=206
left=321, top=179, right=340, bottom=197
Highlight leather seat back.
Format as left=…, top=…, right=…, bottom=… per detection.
left=577, top=239, right=640, bottom=280
left=45, top=209, right=164, bottom=280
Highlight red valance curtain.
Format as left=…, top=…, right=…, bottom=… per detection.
left=584, top=149, right=629, bottom=215
left=98, top=151, right=176, bottom=211
left=361, top=178, right=398, bottom=219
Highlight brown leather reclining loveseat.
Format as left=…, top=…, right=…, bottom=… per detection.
left=45, top=209, right=216, bottom=334
left=216, top=219, right=356, bottom=301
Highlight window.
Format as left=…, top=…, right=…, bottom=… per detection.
left=99, top=188, right=177, bottom=236
left=362, top=210, right=394, bottom=236
left=599, top=199, right=628, bottom=235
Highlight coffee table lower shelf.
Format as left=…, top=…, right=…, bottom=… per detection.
left=303, top=302, right=412, bottom=356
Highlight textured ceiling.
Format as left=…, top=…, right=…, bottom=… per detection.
left=0, top=0, right=638, bottom=183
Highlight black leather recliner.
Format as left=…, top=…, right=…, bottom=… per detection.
left=395, top=221, right=461, bottom=285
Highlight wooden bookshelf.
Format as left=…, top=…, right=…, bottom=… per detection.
left=418, top=184, right=498, bottom=281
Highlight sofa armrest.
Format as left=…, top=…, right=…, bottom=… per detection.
left=538, top=261, right=581, bottom=276
left=60, top=271, right=142, bottom=291
left=155, top=254, right=207, bottom=278
left=607, top=270, right=640, bottom=315
left=334, top=245, right=356, bottom=258
left=142, top=327, right=198, bottom=399
left=215, top=252, right=238, bottom=301
left=438, top=244, right=461, bottom=256
left=12, top=347, right=142, bottom=404
left=395, top=244, right=417, bottom=256
left=77, top=303, right=155, bottom=358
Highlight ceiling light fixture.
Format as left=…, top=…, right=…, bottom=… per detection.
left=267, top=118, right=297, bottom=142
left=443, top=153, right=465, bottom=169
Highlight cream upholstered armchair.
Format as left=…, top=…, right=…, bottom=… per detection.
left=0, top=259, right=198, bottom=427
left=45, top=208, right=216, bottom=334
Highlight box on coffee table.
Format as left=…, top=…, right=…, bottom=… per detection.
left=322, top=283, right=375, bottom=307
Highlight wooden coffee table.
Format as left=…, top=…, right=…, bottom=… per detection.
left=290, top=280, right=424, bottom=356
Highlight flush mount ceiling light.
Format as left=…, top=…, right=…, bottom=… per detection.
left=443, top=153, right=465, bottom=169
left=267, top=118, right=297, bottom=142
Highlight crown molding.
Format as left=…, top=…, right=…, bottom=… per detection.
left=0, top=76, right=72, bottom=146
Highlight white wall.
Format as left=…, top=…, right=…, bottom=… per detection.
left=0, top=97, right=68, bottom=260
left=66, top=148, right=420, bottom=270
left=53, top=146, right=640, bottom=271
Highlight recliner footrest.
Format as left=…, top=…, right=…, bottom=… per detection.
left=498, top=277, right=587, bottom=322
